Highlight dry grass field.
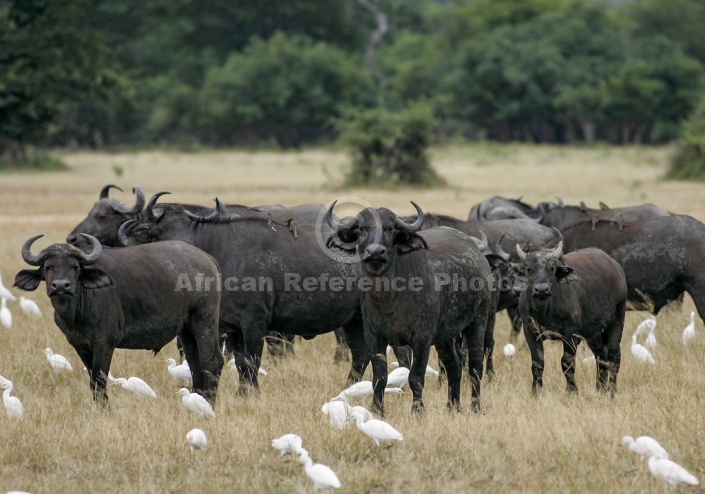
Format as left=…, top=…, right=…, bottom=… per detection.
left=0, top=144, right=704, bottom=493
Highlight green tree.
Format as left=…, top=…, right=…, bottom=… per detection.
left=667, top=94, right=705, bottom=180
left=0, top=0, right=123, bottom=165
left=199, top=32, right=373, bottom=148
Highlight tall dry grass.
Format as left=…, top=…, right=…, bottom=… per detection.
left=0, top=144, right=703, bottom=493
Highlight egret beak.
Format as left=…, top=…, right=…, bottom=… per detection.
left=161, top=360, right=169, bottom=364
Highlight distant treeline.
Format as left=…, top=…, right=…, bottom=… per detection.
left=2, top=0, right=705, bottom=155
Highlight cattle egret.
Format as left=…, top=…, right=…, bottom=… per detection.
left=682, top=311, right=696, bottom=345
left=44, top=348, right=73, bottom=372
left=0, top=298, right=11, bottom=329
left=321, top=398, right=348, bottom=429
left=271, top=433, right=303, bottom=456
left=635, top=315, right=656, bottom=339
left=0, top=273, right=17, bottom=302
left=227, top=358, right=267, bottom=376
left=630, top=335, right=655, bottom=364
left=348, top=410, right=403, bottom=447
left=164, top=358, right=192, bottom=384
left=177, top=388, right=215, bottom=419
left=0, top=376, right=23, bottom=420
left=386, top=366, right=410, bottom=389
left=19, top=296, right=41, bottom=318
left=338, top=381, right=404, bottom=399
left=298, top=448, right=342, bottom=491
left=645, top=328, right=657, bottom=349
left=621, top=436, right=669, bottom=461
left=647, top=454, right=699, bottom=487
left=186, top=428, right=208, bottom=453
left=503, top=343, right=516, bottom=357
left=112, top=376, right=158, bottom=398
left=390, top=359, right=440, bottom=377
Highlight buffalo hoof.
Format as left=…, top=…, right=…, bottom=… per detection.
left=333, top=348, right=350, bottom=364
left=470, top=398, right=482, bottom=414
left=446, top=400, right=460, bottom=413
left=411, top=400, right=425, bottom=415
left=485, top=370, right=495, bottom=383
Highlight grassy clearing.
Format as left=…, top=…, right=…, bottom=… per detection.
left=0, top=144, right=703, bottom=493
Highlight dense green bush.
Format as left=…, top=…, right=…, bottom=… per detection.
left=667, top=95, right=705, bottom=180
left=336, top=103, right=443, bottom=186
left=200, top=32, right=373, bottom=148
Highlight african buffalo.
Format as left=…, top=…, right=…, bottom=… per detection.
left=468, top=196, right=542, bottom=221
left=512, top=242, right=626, bottom=395
left=14, top=234, right=224, bottom=403
left=327, top=202, right=494, bottom=414
left=121, top=198, right=372, bottom=394
left=561, top=215, right=705, bottom=320
left=539, top=202, right=671, bottom=232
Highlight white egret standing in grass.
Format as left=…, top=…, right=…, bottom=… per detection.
left=338, top=381, right=404, bottom=399
left=621, top=436, right=669, bottom=461
left=644, top=326, right=657, bottom=349
left=647, top=453, right=699, bottom=487
left=321, top=398, right=348, bottom=429
left=634, top=315, right=656, bottom=339
left=297, top=448, right=341, bottom=491
left=177, top=388, right=215, bottom=419
left=271, top=433, right=303, bottom=456
left=386, top=366, right=410, bottom=389
left=186, top=428, right=208, bottom=453
left=44, top=348, right=73, bottom=372
left=0, top=376, right=23, bottom=420
left=682, top=311, right=696, bottom=345
left=348, top=410, right=403, bottom=447
left=112, top=376, right=158, bottom=398
left=630, top=334, right=655, bottom=364
left=164, top=358, right=192, bottom=384
left=19, top=296, right=41, bottom=318
left=0, top=273, right=17, bottom=302
left=0, top=298, right=12, bottom=329
left=503, top=343, right=516, bottom=357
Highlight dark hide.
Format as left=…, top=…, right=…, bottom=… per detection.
left=512, top=245, right=626, bottom=395
left=124, top=203, right=370, bottom=394
left=14, top=237, right=224, bottom=404
left=331, top=205, right=493, bottom=415
left=539, top=203, right=671, bottom=232
left=468, top=196, right=540, bottom=221
left=561, top=215, right=705, bottom=320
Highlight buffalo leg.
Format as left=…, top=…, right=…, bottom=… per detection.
left=367, top=334, right=389, bottom=416
left=392, top=345, right=412, bottom=369
left=465, top=305, right=489, bottom=413
left=604, top=300, right=625, bottom=396
left=585, top=334, right=608, bottom=391
left=560, top=338, right=579, bottom=393
left=484, top=309, right=496, bottom=381
left=179, top=331, right=203, bottom=391
left=332, top=327, right=350, bottom=363
left=436, top=340, right=461, bottom=411
left=343, top=316, right=369, bottom=385
left=235, top=313, right=268, bottom=395
left=523, top=320, right=545, bottom=394
left=408, top=341, right=430, bottom=414
left=91, top=345, right=115, bottom=404
left=189, top=318, right=224, bottom=404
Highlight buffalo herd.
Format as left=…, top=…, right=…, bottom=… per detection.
left=13, top=186, right=698, bottom=414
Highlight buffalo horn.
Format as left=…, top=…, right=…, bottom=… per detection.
left=495, top=233, right=511, bottom=261
left=21, top=234, right=47, bottom=266
left=516, top=243, right=527, bottom=260
left=78, top=234, right=103, bottom=264
left=470, top=231, right=488, bottom=251
left=545, top=241, right=563, bottom=260
left=118, top=219, right=135, bottom=246
left=99, top=184, right=123, bottom=199
left=112, top=185, right=145, bottom=214
left=555, top=196, right=564, bottom=208
left=146, top=191, right=171, bottom=221
left=325, top=200, right=341, bottom=231
left=215, top=198, right=229, bottom=216
left=394, top=201, right=425, bottom=231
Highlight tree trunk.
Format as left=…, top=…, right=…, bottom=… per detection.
left=357, top=0, right=388, bottom=75
left=579, top=120, right=595, bottom=144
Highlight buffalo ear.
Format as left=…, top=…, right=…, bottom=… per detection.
left=80, top=269, right=113, bottom=289
left=14, top=269, right=43, bottom=291
left=396, top=232, right=427, bottom=254
left=557, top=265, right=579, bottom=283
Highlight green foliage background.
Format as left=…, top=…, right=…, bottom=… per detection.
left=2, top=0, right=705, bottom=162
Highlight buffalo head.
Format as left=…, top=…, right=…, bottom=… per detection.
left=67, top=184, right=145, bottom=248
left=511, top=241, right=578, bottom=302
left=15, top=234, right=112, bottom=299
left=326, top=201, right=427, bottom=275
